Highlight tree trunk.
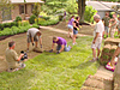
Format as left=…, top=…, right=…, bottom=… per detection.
left=78, top=0, right=86, bottom=23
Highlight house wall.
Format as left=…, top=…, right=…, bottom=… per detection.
left=97, top=11, right=105, bottom=19
left=11, top=4, right=34, bottom=20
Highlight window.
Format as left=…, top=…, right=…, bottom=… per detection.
left=31, top=4, right=34, bottom=13
left=19, top=5, right=24, bottom=14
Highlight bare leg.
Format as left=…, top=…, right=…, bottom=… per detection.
left=35, top=42, right=38, bottom=48
left=73, top=34, right=77, bottom=44
left=97, top=48, right=101, bottom=58
left=92, top=48, right=96, bottom=59
left=110, top=47, right=120, bottom=67
left=27, top=43, right=30, bottom=49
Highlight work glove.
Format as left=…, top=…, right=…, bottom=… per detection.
left=49, top=49, right=53, bottom=53
left=56, top=51, right=60, bottom=54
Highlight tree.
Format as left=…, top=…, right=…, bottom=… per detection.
left=77, top=0, right=86, bottom=23
left=0, top=0, right=13, bottom=22
left=32, top=3, right=41, bottom=17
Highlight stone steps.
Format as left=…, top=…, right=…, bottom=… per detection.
left=81, top=66, right=113, bottom=90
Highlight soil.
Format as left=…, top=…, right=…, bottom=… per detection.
left=0, top=28, right=72, bottom=72
left=0, top=22, right=94, bottom=72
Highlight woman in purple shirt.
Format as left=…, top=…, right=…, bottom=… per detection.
left=49, top=36, right=71, bottom=54
left=67, top=15, right=75, bottom=38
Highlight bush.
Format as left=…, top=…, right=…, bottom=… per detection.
left=15, top=16, right=22, bottom=22
left=0, top=24, right=4, bottom=30
left=29, top=15, right=37, bottom=24
left=3, top=23, right=12, bottom=28
left=32, top=24, right=40, bottom=29
left=41, top=16, right=50, bottom=20
left=37, top=18, right=59, bottom=26
left=103, top=48, right=109, bottom=53
left=11, top=22, right=18, bottom=27
left=84, top=6, right=97, bottom=23
left=102, top=55, right=109, bottom=60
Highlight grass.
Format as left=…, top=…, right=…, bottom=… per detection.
left=0, top=36, right=100, bottom=90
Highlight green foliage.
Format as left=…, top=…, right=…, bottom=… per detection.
left=0, top=22, right=37, bottom=36
left=109, top=49, right=116, bottom=54
left=37, top=18, right=59, bottom=26
left=15, top=16, right=22, bottom=22
left=32, top=24, right=40, bottom=29
left=41, top=16, right=50, bottom=20
left=29, top=15, right=37, bottom=24
left=102, top=55, right=109, bottom=60
left=32, top=3, right=41, bottom=17
left=100, top=60, right=108, bottom=66
left=84, top=6, right=97, bottom=23
left=103, top=48, right=109, bottom=53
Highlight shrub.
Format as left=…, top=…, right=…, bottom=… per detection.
left=41, top=16, right=50, bottom=20
left=84, top=6, right=97, bottom=23
left=22, top=21, right=30, bottom=26
left=11, top=22, right=18, bottom=27
left=32, top=24, right=40, bottom=29
left=15, top=16, right=22, bottom=22
left=29, top=15, right=37, bottom=24
left=0, top=24, right=4, bottom=30
left=109, top=49, right=116, bottom=54
left=3, top=23, right=11, bottom=28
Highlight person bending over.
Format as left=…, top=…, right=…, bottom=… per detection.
left=49, top=36, right=72, bottom=54
left=5, top=41, right=26, bottom=72
left=27, top=28, right=42, bottom=51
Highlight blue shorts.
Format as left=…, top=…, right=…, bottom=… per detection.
left=73, top=29, right=78, bottom=35
left=105, top=26, right=109, bottom=33
left=118, top=28, right=120, bottom=31
left=68, top=24, right=73, bottom=29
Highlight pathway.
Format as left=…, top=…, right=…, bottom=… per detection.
left=41, top=26, right=91, bottom=37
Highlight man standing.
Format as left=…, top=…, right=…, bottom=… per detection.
left=5, top=41, right=26, bottom=72
left=49, top=36, right=71, bottom=54
left=91, top=15, right=104, bottom=61
left=102, top=12, right=110, bottom=37
left=27, top=28, right=42, bottom=51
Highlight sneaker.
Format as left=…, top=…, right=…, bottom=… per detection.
left=90, top=58, right=96, bottom=62
left=26, top=48, right=29, bottom=53
left=96, top=57, right=99, bottom=61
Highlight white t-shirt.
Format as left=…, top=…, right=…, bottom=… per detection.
left=93, top=20, right=104, bottom=37
left=27, top=28, right=39, bottom=37
left=119, top=43, right=120, bottom=47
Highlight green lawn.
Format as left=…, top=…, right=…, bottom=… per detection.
left=0, top=36, right=100, bottom=90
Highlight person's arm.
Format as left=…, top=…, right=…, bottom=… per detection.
left=12, top=51, right=24, bottom=61
left=111, top=47, right=120, bottom=66
left=52, top=43, right=55, bottom=50
left=111, top=18, right=117, bottom=26
left=93, top=32, right=99, bottom=44
left=18, top=54, right=24, bottom=61
left=59, top=45, right=65, bottom=52
left=39, top=36, right=42, bottom=48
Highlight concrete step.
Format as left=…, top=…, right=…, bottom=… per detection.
left=82, top=75, right=113, bottom=90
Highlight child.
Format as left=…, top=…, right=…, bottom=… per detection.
left=73, top=17, right=80, bottom=45
left=67, top=15, right=75, bottom=38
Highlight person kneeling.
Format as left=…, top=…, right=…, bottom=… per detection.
left=5, top=41, right=27, bottom=72
left=49, top=36, right=72, bottom=54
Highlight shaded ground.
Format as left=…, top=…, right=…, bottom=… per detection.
left=52, top=22, right=94, bottom=36
left=0, top=28, right=72, bottom=72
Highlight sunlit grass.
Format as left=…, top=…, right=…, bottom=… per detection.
left=0, top=36, right=100, bottom=90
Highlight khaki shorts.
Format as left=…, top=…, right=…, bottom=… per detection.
left=27, top=35, right=38, bottom=43
left=91, top=37, right=102, bottom=49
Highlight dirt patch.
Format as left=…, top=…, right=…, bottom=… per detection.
left=0, top=28, right=72, bottom=72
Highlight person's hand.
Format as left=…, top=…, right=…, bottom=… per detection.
left=32, top=43, right=34, bottom=46
left=93, top=40, right=96, bottom=44
left=49, top=49, right=53, bottom=53
left=77, top=27, right=80, bottom=31
left=56, top=51, right=60, bottom=54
